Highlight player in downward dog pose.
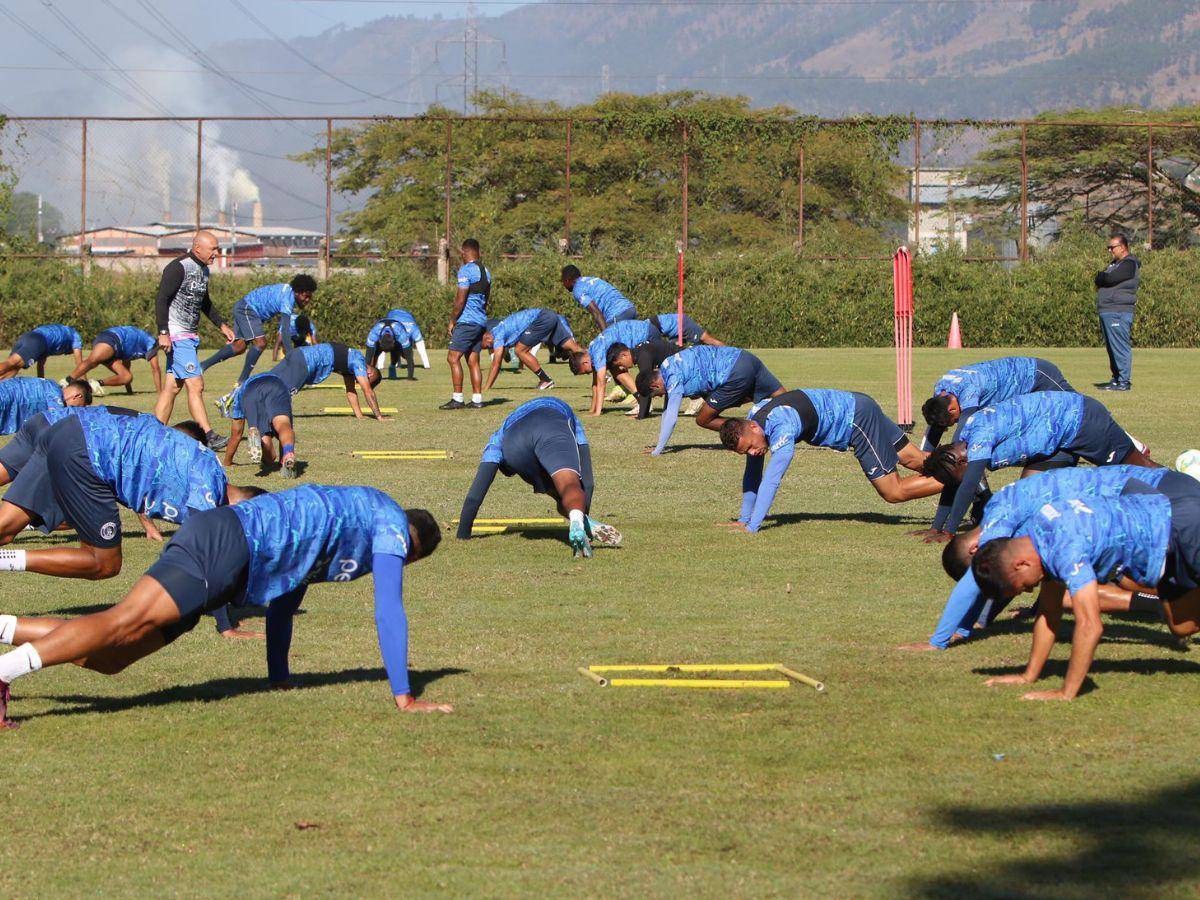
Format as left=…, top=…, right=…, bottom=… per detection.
left=222, top=373, right=299, bottom=479
left=201, top=275, right=317, bottom=388
left=568, top=319, right=659, bottom=417
left=0, top=485, right=449, bottom=726
left=480, top=308, right=583, bottom=392
left=605, top=338, right=685, bottom=419
left=267, top=342, right=387, bottom=421
left=922, top=391, right=1159, bottom=541
left=0, top=383, right=93, bottom=486
left=67, top=326, right=162, bottom=396
left=0, top=406, right=260, bottom=578
left=0, top=324, right=84, bottom=382
left=638, top=345, right=785, bottom=456
left=718, top=389, right=942, bottom=531
left=647, top=313, right=725, bottom=347
left=560, top=266, right=637, bottom=331
left=0, top=378, right=90, bottom=436
left=366, top=317, right=418, bottom=381
left=383, top=308, right=429, bottom=370
left=457, top=397, right=621, bottom=558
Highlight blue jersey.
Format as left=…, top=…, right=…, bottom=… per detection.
left=572, top=276, right=634, bottom=322
left=385, top=309, right=422, bottom=341
left=934, top=357, right=1038, bottom=410
left=587, top=319, right=655, bottom=371
left=751, top=390, right=856, bottom=453
left=241, top=283, right=296, bottom=321
left=482, top=397, right=588, bottom=465
left=79, top=409, right=227, bottom=523
left=660, top=346, right=742, bottom=398
left=105, top=326, right=157, bottom=361
left=0, top=378, right=63, bottom=434
left=232, top=485, right=410, bottom=605
left=33, top=324, right=82, bottom=355
left=298, top=344, right=368, bottom=385
left=960, top=392, right=1085, bottom=468
left=285, top=314, right=316, bottom=342
left=488, top=309, right=542, bottom=349
left=366, top=319, right=412, bottom=350
left=1028, top=494, right=1170, bottom=595
left=455, top=262, right=491, bottom=326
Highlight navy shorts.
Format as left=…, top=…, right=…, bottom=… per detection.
left=449, top=322, right=486, bottom=354
left=92, top=330, right=122, bottom=358
left=517, top=309, right=562, bottom=348
left=652, top=315, right=704, bottom=344
left=273, top=352, right=311, bottom=393
left=606, top=307, right=638, bottom=325
left=705, top=351, right=783, bottom=412
left=242, top=375, right=292, bottom=437
left=3, top=451, right=63, bottom=533
left=848, top=392, right=909, bottom=481
left=0, top=414, right=52, bottom=479
left=146, top=506, right=251, bottom=642
left=11, top=332, right=47, bottom=368
left=1160, top=492, right=1200, bottom=601
left=232, top=300, right=266, bottom=341
left=43, top=415, right=122, bottom=547
left=1064, top=396, right=1134, bottom=466
left=500, top=409, right=583, bottom=496
left=1032, top=360, right=1074, bottom=393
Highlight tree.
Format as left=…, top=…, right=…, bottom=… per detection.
left=3, top=192, right=66, bottom=247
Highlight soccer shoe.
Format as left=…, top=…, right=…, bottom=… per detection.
left=87, top=379, right=106, bottom=397
left=214, top=392, right=233, bottom=417
left=1099, top=382, right=1131, bottom=392
left=206, top=431, right=229, bottom=451
left=605, top=385, right=628, bottom=403
left=281, top=455, right=297, bottom=479
left=537, top=379, right=556, bottom=391
left=0, top=680, right=17, bottom=729
left=246, top=427, right=263, bottom=464
left=469, top=399, right=484, bottom=409
left=587, top=518, right=622, bottom=549
left=624, top=405, right=640, bottom=416
left=682, top=398, right=704, bottom=416
left=439, top=399, right=466, bottom=410
left=569, top=521, right=593, bottom=558
left=57, top=377, right=69, bottom=388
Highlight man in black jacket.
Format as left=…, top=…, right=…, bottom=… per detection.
left=1094, top=233, right=1139, bottom=392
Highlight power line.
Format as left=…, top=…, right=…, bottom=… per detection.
left=290, top=0, right=1072, bottom=6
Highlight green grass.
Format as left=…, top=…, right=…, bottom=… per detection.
left=5, top=348, right=1200, bottom=897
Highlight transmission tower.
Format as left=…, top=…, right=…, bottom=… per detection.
left=436, top=1, right=505, bottom=113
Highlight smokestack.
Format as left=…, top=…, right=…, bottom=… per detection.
left=253, top=201, right=263, bottom=228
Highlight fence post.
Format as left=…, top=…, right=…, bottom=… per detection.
left=1146, top=124, right=1154, bottom=250
left=79, top=118, right=89, bottom=276
left=680, top=122, right=689, bottom=251
left=195, top=119, right=203, bottom=232
left=1019, top=123, right=1028, bottom=262
left=563, top=118, right=572, bottom=254
left=912, top=120, right=921, bottom=253
left=322, top=118, right=332, bottom=278
left=797, top=143, right=805, bottom=249
left=443, top=120, right=453, bottom=253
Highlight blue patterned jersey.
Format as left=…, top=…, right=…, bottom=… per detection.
left=366, top=319, right=412, bottom=350
left=488, top=308, right=542, bottom=348
left=660, top=346, right=742, bottom=399
left=0, top=378, right=63, bottom=434
left=241, top=283, right=295, bottom=320
left=571, top=276, right=634, bottom=322
left=934, top=357, right=1038, bottom=410
left=455, top=262, right=491, bottom=326
left=232, top=485, right=410, bottom=605
left=1028, top=494, right=1170, bottom=594
left=385, top=309, right=423, bottom=341
left=285, top=314, right=316, bottom=342
left=79, top=409, right=227, bottom=523
left=749, top=389, right=856, bottom=452
left=33, top=324, right=82, bottom=354
left=104, top=326, right=157, bottom=361
left=482, top=397, right=588, bottom=465
left=979, top=465, right=1169, bottom=545
left=297, top=344, right=368, bottom=385
left=587, top=319, right=655, bottom=371
left=960, top=392, right=1085, bottom=468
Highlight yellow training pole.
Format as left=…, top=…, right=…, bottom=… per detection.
left=451, top=517, right=564, bottom=526
left=323, top=407, right=398, bottom=414
left=577, top=667, right=608, bottom=686
left=775, top=665, right=826, bottom=693
left=589, top=664, right=779, bottom=674
left=352, top=450, right=448, bottom=458
left=607, top=678, right=790, bottom=689
left=353, top=454, right=448, bottom=460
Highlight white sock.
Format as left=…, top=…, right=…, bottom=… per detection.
left=1126, top=431, right=1148, bottom=455
left=471, top=393, right=483, bottom=404
left=569, top=509, right=585, bottom=528
left=0, top=615, right=16, bottom=645
left=452, top=392, right=464, bottom=403
left=0, top=644, right=41, bottom=684
left=415, top=341, right=430, bottom=368
left=0, top=550, right=26, bottom=572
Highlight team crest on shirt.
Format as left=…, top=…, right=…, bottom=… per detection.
left=186, top=362, right=197, bottom=373
left=100, top=522, right=117, bottom=541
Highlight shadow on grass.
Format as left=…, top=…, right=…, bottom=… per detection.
left=978, top=617, right=1180, bottom=649
left=908, top=778, right=1200, bottom=897
left=13, top=528, right=165, bottom=546
left=657, top=442, right=725, bottom=453
left=22, top=666, right=467, bottom=719
left=760, top=511, right=927, bottom=528
left=972, top=656, right=1200, bottom=678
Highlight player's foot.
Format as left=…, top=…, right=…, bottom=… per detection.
left=439, top=399, right=465, bottom=410
left=605, top=385, right=628, bottom=403
left=469, top=400, right=484, bottom=409
left=281, top=454, right=297, bottom=479
left=587, top=519, right=622, bottom=548
left=682, top=398, right=704, bottom=416
left=87, top=379, right=106, bottom=397
left=1099, top=382, right=1131, bottom=392
left=246, top=427, right=263, bottom=463
left=0, top=679, right=18, bottom=729
left=206, top=430, right=228, bottom=451
left=624, top=405, right=640, bottom=416
left=537, top=379, right=556, bottom=391
left=214, top=392, right=232, bottom=417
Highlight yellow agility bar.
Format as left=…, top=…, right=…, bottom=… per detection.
left=608, top=678, right=790, bottom=689
left=323, top=407, right=399, bottom=414
left=450, top=517, right=564, bottom=526
left=581, top=663, right=826, bottom=692
left=352, top=450, right=449, bottom=458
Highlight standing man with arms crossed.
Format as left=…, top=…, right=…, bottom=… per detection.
left=1095, top=233, right=1139, bottom=392
left=441, top=238, right=491, bottom=410
left=152, top=231, right=234, bottom=450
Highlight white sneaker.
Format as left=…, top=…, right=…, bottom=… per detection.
left=624, top=405, right=639, bottom=416
left=682, top=398, right=704, bottom=416
left=87, top=379, right=106, bottom=397
left=246, top=427, right=262, bottom=463
left=537, top=379, right=556, bottom=391
left=587, top=519, right=622, bottom=548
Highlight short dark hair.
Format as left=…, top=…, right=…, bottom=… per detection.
left=407, top=508, right=442, bottom=561
left=922, top=394, right=954, bottom=428
left=605, top=342, right=630, bottom=369
left=378, top=329, right=397, bottom=352
left=922, top=444, right=964, bottom=484
left=64, top=378, right=93, bottom=405
left=290, top=274, right=318, bottom=294
left=971, top=539, right=1017, bottom=600
left=237, top=484, right=269, bottom=499
left=635, top=368, right=660, bottom=396
left=461, top=238, right=480, bottom=253
left=719, top=418, right=748, bottom=450
left=294, top=314, right=313, bottom=336
left=568, top=351, right=589, bottom=376
left=173, top=420, right=207, bottom=442
left=367, top=366, right=383, bottom=388
left=1110, top=233, right=1129, bottom=249
left=942, top=535, right=973, bottom=581
left=561, top=264, right=581, bottom=282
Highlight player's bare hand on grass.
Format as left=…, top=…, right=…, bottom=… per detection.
left=923, top=531, right=954, bottom=544
left=221, top=628, right=266, bottom=640
left=1021, top=689, right=1070, bottom=702
left=985, top=674, right=1032, bottom=687
left=715, top=520, right=744, bottom=527
left=396, top=694, right=453, bottom=713
left=896, top=641, right=941, bottom=652
left=907, top=528, right=939, bottom=538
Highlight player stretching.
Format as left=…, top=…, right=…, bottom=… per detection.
left=223, top=373, right=299, bottom=479
left=568, top=319, right=658, bottom=416
left=67, top=326, right=162, bottom=396
left=442, top=239, right=491, bottom=410
left=481, top=308, right=582, bottom=392
left=201, top=276, right=318, bottom=389
left=0, top=378, right=90, bottom=435
left=0, top=324, right=83, bottom=381
left=560, top=266, right=637, bottom=330
left=648, top=313, right=725, bottom=347
left=267, top=342, right=386, bottom=421
left=382, top=308, right=429, bottom=371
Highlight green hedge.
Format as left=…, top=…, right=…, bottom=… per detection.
left=3, top=235, right=1200, bottom=348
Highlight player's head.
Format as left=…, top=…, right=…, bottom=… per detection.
left=972, top=536, right=1043, bottom=600
left=1108, top=232, right=1129, bottom=259
left=294, top=314, right=315, bottom=345
left=560, top=264, right=581, bottom=290
left=568, top=352, right=593, bottom=376
left=378, top=329, right=397, bottom=353
left=606, top=343, right=633, bottom=373
left=406, top=508, right=442, bottom=563
left=173, top=420, right=207, bottom=442
left=942, top=528, right=983, bottom=581
left=922, top=442, right=968, bottom=485
left=366, top=365, right=383, bottom=388
left=227, top=484, right=269, bottom=504
left=480, top=330, right=495, bottom=350
left=460, top=238, right=480, bottom=261
left=635, top=368, right=665, bottom=398
left=61, top=379, right=92, bottom=407
left=290, top=274, right=318, bottom=305
left=719, top=418, right=768, bottom=455
left=922, top=393, right=960, bottom=428
left=192, top=230, right=219, bottom=265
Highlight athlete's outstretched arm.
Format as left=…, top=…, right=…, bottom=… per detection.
left=373, top=553, right=452, bottom=713
left=745, top=443, right=795, bottom=532
left=457, top=461, right=500, bottom=538
left=587, top=301, right=606, bottom=333
left=738, top=454, right=765, bottom=523
left=941, top=459, right=988, bottom=534
left=927, top=570, right=988, bottom=649
left=265, top=587, right=307, bottom=685
left=987, top=580, right=1065, bottom=689
left=650, top=391, right=683, bottom=456
left=355, top=375, right=387, bottom=420
left=484, top=348, right=506, bottom=391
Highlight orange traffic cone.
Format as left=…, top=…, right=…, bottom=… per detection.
left=947, top=311, right=963, bottom=349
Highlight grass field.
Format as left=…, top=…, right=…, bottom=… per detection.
left=4, top=347, right=1200, bottom=897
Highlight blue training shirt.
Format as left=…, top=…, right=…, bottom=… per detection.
left=933, top=357, right=1039, bottom=410
left=78, top=408, right=227, bottom=523
left=481, top=397, right=588, bottom=465
left=385, top=309, right=423, bottom=341
left=33, top=324, right=82, bottom=355
left=241, top=283, right=296, bottom=322
left=587, top=319, right=655, bottom=371
left=960, top=392, right=1085, bottom=469
left=0, top=378, right=63, bottom=434
left=571, top=276, right=634, bottom=323
left=660, top=346, right=742, bottom=398
left=488, top=308, right=543, bottom=348
left=366, top=319, right=412, bottom=351
left=298, top=344, right=369, bottom=385
left=455, top=262, right=491, bottom=326
left=105, top=326, right=157, bottom=361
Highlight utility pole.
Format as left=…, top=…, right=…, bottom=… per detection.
left=36, top=194, right=43, bottom=245
left=407, top=46, right=421, bottom=110
left=601, top=64, right=611, bottom=94
left=435, top=0, right=505, bottom=113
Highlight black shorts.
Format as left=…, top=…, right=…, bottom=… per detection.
left=273, top=352, right=311, bottom=393
left=849, top=392, right=909, bottom=480
left=0, top=413, right=51, bottom=479
left=500, top=409, right=583, bottom=495
left=517, top=309, right=561, bottom=348
left=242, top=375, right=292, bottom=437
left=1064, top=396, right=1134, bottom=466
left=147, top=506, right=251, bottom=643
left=1032, top=360, right=1074, bottom=393
left=1160, top=492, right=1200, bottom=601
left=705, top=351, right=783, bottom=412
left=449, top=322, right=486, bottom=354
left=92, top=330, right=121, bottom=357
left=3, top=451, right=64, bottom=534
left=10, top=332, right=47, bottom=367
left=44, top=416, right=122, bottom=547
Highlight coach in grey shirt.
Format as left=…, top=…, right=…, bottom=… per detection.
left=1094, top=233, right=1139, bottom=391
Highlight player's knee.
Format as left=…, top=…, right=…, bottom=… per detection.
left=87, top=552, right=123, bottom=581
